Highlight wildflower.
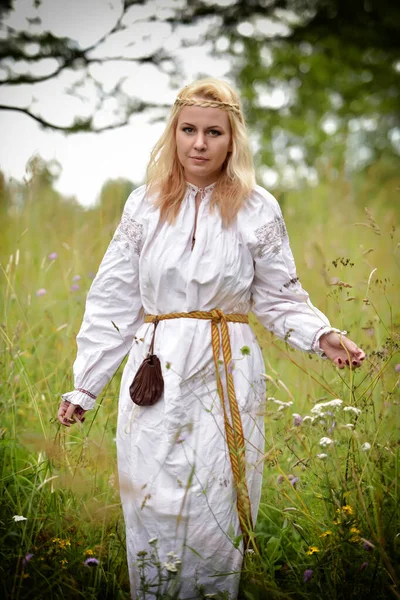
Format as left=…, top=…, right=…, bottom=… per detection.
left=84, top=549, right=94, bottom=556
left=361, top=442, right=371, bottom=452
left=72, top=275, right=81, bottom=281
left=303, top=568, right=313, bottom=583
left=395, top=364, right=400, bottom=373
left=60, top=559, right=68, bottom=567
left=48, top=252, right=58, bottom=260
left=289, top=476, right=300, bottom=487
left=84, top=557, right=99, bottom=567
left=311, top=399, right=343, bottom=414
left=13, top=515, right=27, bottom=522
left=268, top=397, right=293, bottom=411
left=363, top=540, right=374, bottom=551
left=293, top=413, right=303, bottom=426
left=344, top=423, right=354, bottom=429
left=277, top=475, right=285, bottom=484
left=360, top=561, right=369, bottom=571
left=36, top=289, right=47, bottom=297
left=319, top=437, right=333, bottom=447
left=163, top=561, right=178, bottom=573
left=246, top=548, right=255, bottom=555
left=70, top=284, right=80, bottom=292
left=350, top=527, right=360, bottom=535
left=320, top=530, right=332, bottom=538
left=148, top=537, right=158, bottom=545
left=316, top=453, right=328, bottom=460
left=306, top=546, right=320, bottom=555
left=87, top=271, right=96, bottom=280
left=342, top=505, right=354, bottom=515
left=22, top=553, right=34, bottom=567
left=343, top=406, right=362, bottom=415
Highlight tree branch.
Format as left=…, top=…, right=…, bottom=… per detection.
left=0, top=101, right=169, bottom=133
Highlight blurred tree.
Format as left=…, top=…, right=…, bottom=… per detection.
left=0, top=0, right=399, bottom=172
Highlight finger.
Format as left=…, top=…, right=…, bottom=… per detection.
left=58, top=401, right=71, bottom=424
left=62, top=404, right=79, bottom=427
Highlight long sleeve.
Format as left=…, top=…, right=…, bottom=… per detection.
left=62, top=186, right=147, bottom=410
left=244, top=186, right=340, bottom=354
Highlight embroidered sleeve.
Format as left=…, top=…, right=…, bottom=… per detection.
left=254, top=216, right=287, bottom=257
left=113, top=213, right=144, bottom=256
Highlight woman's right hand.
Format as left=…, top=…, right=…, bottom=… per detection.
left=58, top=400, right=87, bottom=427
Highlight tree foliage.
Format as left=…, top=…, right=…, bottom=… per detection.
left=0, top=0, right=399, bottom=170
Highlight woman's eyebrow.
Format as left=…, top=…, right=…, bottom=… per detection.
left=180, top=122, right=225, bottom=129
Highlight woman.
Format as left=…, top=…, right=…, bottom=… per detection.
left=59, top=78, right=365, bottom=599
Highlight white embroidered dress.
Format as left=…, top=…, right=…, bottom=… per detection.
left=62, top=183, right=337, bottom=599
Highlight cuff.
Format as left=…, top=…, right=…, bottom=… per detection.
left=312, top=327, right=347, bottom=358
left=61, top=388, right=97, bottom=411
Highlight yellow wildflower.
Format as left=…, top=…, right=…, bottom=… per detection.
left=342, top=505, right=354, bottom=515
left=306, top=546, right=320, bottom=555
left=85, top=549, right=94, bottom=556
left=320, top=530, right=333, bottom=538
left=350, top=527, right=360, bottom=534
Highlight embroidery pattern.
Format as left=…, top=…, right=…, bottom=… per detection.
left=255, top=217, right=287, bottom=258
left=76, top=388, right=96, bottom=400
left=114, top=214, right=143, bottom=256
left=231, top=300, right=252, bottom=314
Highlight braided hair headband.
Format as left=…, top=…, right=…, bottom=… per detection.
left=174, top=96, right=242, bottom=118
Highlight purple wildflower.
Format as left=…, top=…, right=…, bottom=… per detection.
left=363, top=540, right=373, bottom=552
left=87, top=271, right=96, bottom=280
left=303, top=569, right=313, bottom=583
left=72, top=275, right=81, bottom=282
left=395, top=364, right=400, bottom=373
left=290, top=477, right=300, bottom=487
left=84, top=557, right=99, bottom=567
left=293, top=413, right=303, bottom=427
left=36, top=288, right=47, bottom=297
left=22, top=553, right=34, bottom=567
left=48, top=252, right=58, bottom=260
left=70, top=284, right=80, bottom=292
left=360, top=562, right=369, bottom=571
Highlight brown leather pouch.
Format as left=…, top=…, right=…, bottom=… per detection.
left=129, top=318, right=164, bottom=406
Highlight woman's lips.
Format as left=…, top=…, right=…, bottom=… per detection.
left=190, top=157, right=209, bottom=163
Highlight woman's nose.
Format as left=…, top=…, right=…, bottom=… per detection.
left=194, top=134, right=206, bottom=150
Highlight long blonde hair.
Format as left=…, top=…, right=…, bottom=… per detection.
left=146, top=78, right=255, bottom=226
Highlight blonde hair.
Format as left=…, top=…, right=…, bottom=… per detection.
left=146, top=77, right=255, bottom=226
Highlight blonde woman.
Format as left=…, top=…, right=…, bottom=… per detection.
left=59, top=78, right=365, bottom=598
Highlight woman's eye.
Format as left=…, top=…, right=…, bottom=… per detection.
left=182, top=127, right=194, bottom=133
left=209, top=129, right=221, bottom=137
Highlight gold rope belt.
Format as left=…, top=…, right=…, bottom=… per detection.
left=144, top=309, right=255, bottom=550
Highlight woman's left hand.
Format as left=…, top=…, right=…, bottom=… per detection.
left=58, top=400, right=87, bottom=427
left=319, top=332, right=365, bottom=369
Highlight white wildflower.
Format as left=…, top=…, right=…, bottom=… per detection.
left=311, top=399, right=343, bottom=414
left=302, top=415, right=315, bottom=423
left=361, top=442, right=371, bottom=452
left=344, top=423, right=355, bottom=429
left=343, top=406, right=362, bottom=415
left=167, top=551, right=178, bottom=559
left=163, top=561, right=178, bottom=573
left=316, top=453, right=328, bottom=460
left=268, top=397, right=293, bottom=411
left=246, top=548, right=255, bottom=554
left=148, top=537, right=158, bottom=545
left=13, top=515, right=27, bottom=522
left=319, top=437, right=333, bottom=447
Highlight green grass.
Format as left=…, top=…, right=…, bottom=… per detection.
left=1, top=163, right=399, bottom=599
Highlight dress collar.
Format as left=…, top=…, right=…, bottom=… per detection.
left=186, top=181, right=216, bottom=194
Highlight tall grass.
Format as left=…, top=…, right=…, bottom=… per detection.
left=1, top=163, right=399, bottom=599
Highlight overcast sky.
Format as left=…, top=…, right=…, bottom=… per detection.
left=0, top=0, right=233, bottom=206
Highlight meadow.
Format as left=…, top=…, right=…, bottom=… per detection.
left=1, top=161, right=399, bottom=599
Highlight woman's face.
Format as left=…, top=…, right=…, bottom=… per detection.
left=175, top=104, right=232, bottom=188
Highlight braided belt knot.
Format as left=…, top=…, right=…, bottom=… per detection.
left=144, top=309, right=255, bottom=550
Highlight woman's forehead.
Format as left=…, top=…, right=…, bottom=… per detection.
left=177, top=105, right=230, bottom=128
